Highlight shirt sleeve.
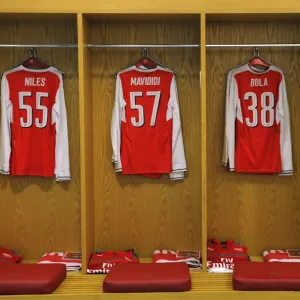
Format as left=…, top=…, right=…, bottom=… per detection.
left=111, top=74, right=125, bottom=172
left=0, top=74, right=12, bottom=175
left=221, top=70, right=232, bottom=167
left=222, top=71, right=237, bottom=171
left=52, top=73, right=71, bottom=181
left=168, top=75, right=187, bottom=180
left=277, top=74, right=293, bottom=175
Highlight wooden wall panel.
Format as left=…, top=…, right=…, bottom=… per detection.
left=206, top=19, right=300, bottom=256
left=200, top=13, right=208, bottom=270
left=77, top=13, right=94, bottom=273
left=0, top=20, right=81, bottom=259
left=90, top=18, right=201, bottom=257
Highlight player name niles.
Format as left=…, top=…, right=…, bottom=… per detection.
left=131, top=77, right=160, bottom=86
left=25, top=77, right=46, bottom=87
left=250, top=78, right=268, bottom=87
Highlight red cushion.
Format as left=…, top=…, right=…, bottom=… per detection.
left=233, top=261, right=300, bottom=291
left=0, top=263, right=66, bottom=294
left=103, top=262, right=191, bottom=293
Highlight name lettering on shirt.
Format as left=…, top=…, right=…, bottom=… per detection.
left=130, top=77, right=160, bottom=86
left=250, top=78, right=268, bottom=87
left=24, top=77, right=46, bottom=87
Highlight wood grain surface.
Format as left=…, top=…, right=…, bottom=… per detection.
left=90, top=18, right=202, bottom=257
left=200, top=13, right=208, bottom=270
left=2, top=0, right=300, bottom=14
left=77, top=14, right=95, bottom=273
left=206, top=20, right=300, bottom=256
left=0, top=19, right=81, bottom=259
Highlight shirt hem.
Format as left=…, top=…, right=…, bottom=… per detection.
left=121, top=169, right=172, bottom=174
left=10, top=173, right=54, bottom=177
left=234, top=169, right=285, bottom=174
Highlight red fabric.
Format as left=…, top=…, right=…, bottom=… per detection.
left=0, top=263, right=66, bottom=295
left=103, top=262, right=191, bottom=293
left=233, top=261, right=300, bottom=291
left=207, top=238, right=249, bottom=272
left=87, top=249, right=139, bottom=274
left=118, top=68, right=174, bottom=175
left=233, top=69, right=284, bottom=173
left=5, top=68, right=61, bottom=177
left=0, top=248, right=23, bottom=264
left=263, top=249, right=300, bottom=262
left=37, top=252, right=82, bottom=271
left=153, top=249, right=201, bottom=268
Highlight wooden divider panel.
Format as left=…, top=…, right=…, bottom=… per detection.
left=87, top=15, right=202, bottom=257
left=0, top=16, right=81, bottom=259
left=200, top=13, right=208, bottom=270
left=206, top=16, right=300, bottom=256
left=77, top=13, right=95, bottom=273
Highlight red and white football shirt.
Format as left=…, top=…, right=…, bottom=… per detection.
left=111, top=65, right=187, bottom=180
left=87, top=249, right=140, bottom=274
left=153, top=249, right=201, bottom=268
left=222, top=64, right=293, bottom=175
left=38, top=252, right=81, bottom=271
left=0, top=65, right=71, bottom=181
left=0, top=248, right=23, bottom=264
left=207, top=238, right=250, bottom=273
left=263, top=249, right=300, bottom=262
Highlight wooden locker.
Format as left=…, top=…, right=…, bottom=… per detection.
left=0, top=14, right=81, bottom=260
left=206, top=14, right=300, bottom=257
left=84, top=13, right=202, bottom=257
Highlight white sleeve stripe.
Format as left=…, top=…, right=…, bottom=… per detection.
left=279, top=75, right=293, bottom=174
left=0, top=170, right=9, bottom=174
left=53, top=73, right=71, bottom=181
left=111, top=74, right=124, bottom=169
left=0, top=75, right=12, bottom=174
left=170, top=177, right=185, bottom=180
left=169, top=75, right=187, bottom=180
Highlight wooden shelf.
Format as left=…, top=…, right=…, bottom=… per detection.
left=8, top=256, right=292, bottom=300
left=3, top=261, right=300, bottom=300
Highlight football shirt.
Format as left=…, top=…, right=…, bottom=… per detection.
left=222, top=64, right=293, bottom=175
left=111, top=65, right=187, bottom=180
left=0, top=65, right=71, bottom=180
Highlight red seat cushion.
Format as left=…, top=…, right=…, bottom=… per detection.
left=103, top=262, right=191, bottom=293
left=0, top=263, right=66, bottom=294
left=233, top=261, right=300, bottom=291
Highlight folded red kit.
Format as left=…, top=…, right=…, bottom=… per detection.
left=37, top=252, right=82, bottom=271
left=153, top=249, right=201, bottom=268
left=0, top=248, right=23, bottom=264
left=87, top=249, right=139, bottom=274
left=263, top=249, right=300, bottom=262
left=207, top=238, right=250, bottom=273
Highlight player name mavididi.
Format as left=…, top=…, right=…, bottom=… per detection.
left=25, top=77, right=46, bottom=87
left=250, top=78, right=268, bottom=87
left=131, top=77, right=160, bottom=86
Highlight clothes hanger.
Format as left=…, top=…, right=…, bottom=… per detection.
left=248, top=47, right=273, bottom=71
left=226, top=47, right=286, bottom=76
left=115, top=48, right=176, bottom=78
left=2, top=48, right=66, bottom=79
